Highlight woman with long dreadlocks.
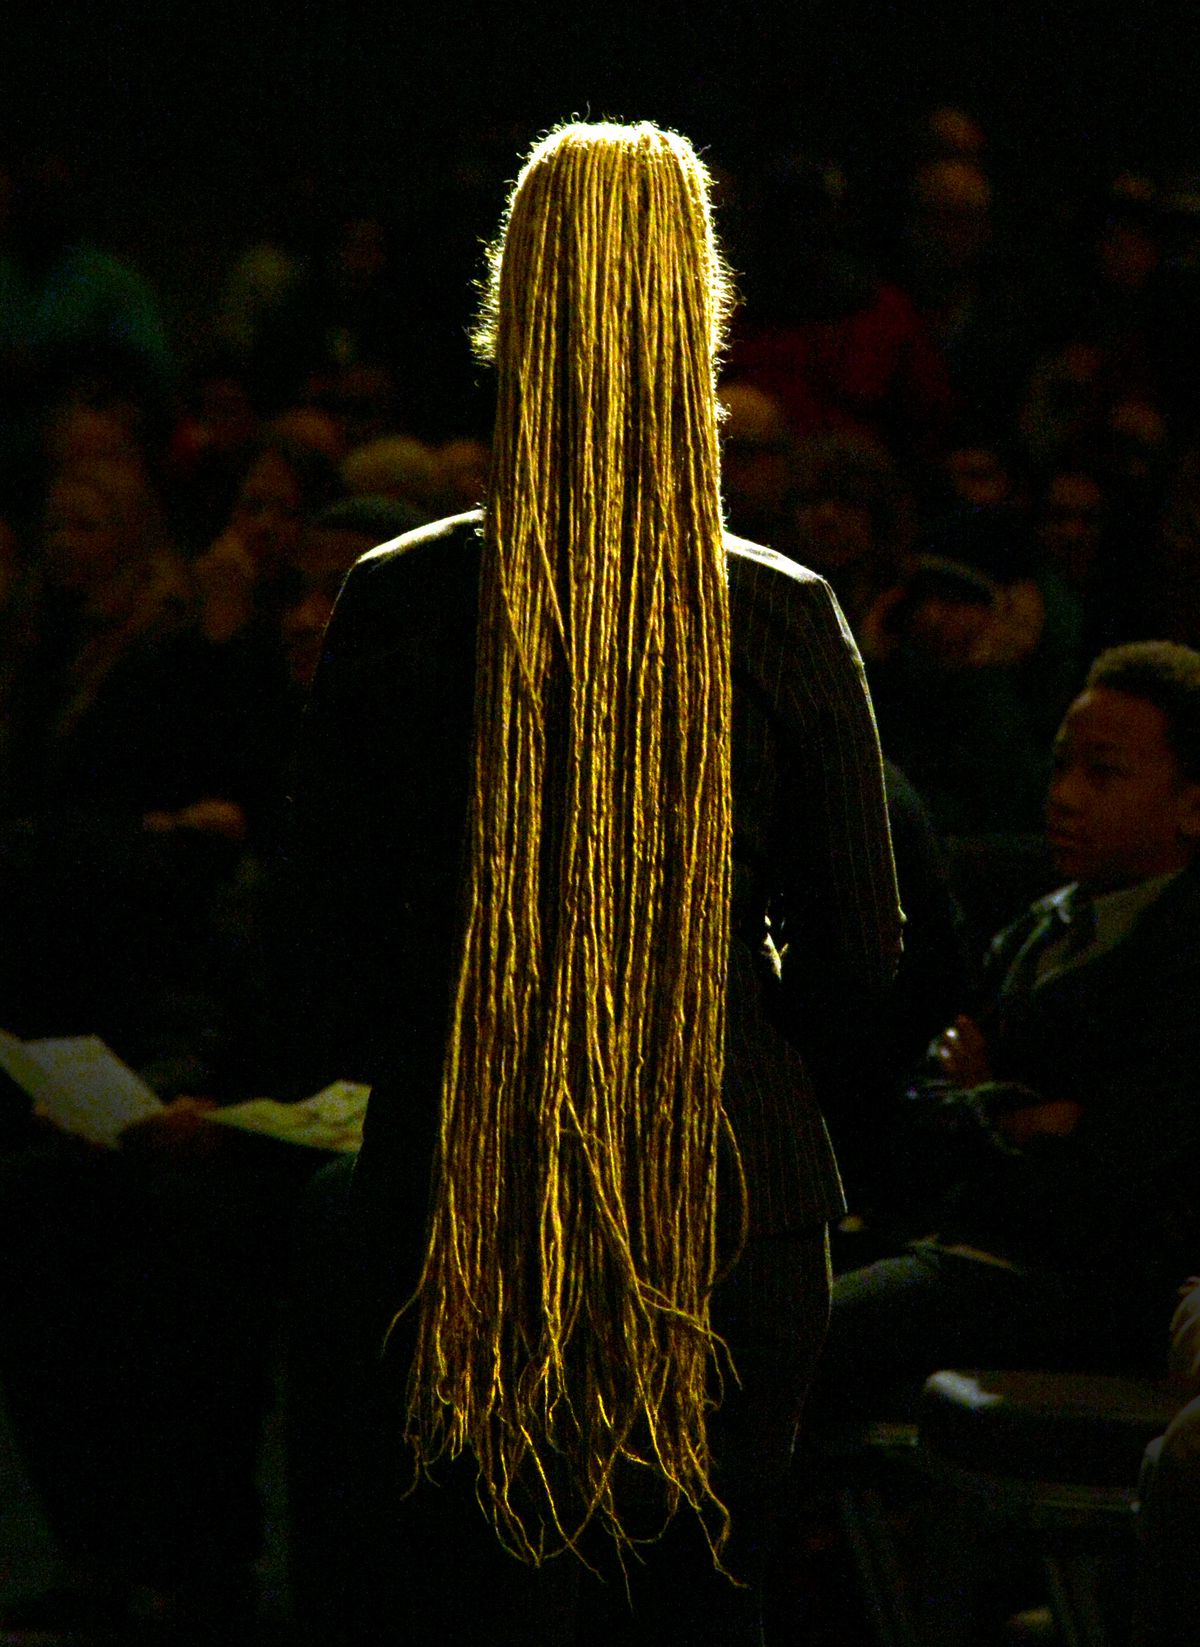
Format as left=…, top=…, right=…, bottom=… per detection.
left=289, top=121, right=902, bottom=1644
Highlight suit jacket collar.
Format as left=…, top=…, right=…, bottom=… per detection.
left=1000, top=861, right=1200, bottom=1001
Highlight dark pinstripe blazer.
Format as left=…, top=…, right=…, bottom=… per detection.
left=291, top=510, right=902, bottom=1249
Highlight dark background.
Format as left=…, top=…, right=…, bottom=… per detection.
left=7, top=4, right=1195, bottom=174
left=6, top=5, right=1196, bottom=224
left=5, top=2, right=1198, bottom=382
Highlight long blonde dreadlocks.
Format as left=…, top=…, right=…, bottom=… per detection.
left=400, top=121, right=741, bottom=1566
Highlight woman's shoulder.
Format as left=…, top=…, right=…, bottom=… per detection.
left=724, top=530, right=825, bottom=590
left=356, top=509, right=484, bottom=575
left=322, top=512, right=484, bottom=670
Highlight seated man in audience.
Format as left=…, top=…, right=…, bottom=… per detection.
left=818, top=640, right=1200, bottom=1411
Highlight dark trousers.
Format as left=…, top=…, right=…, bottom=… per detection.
left=814, top=1240, right=1169, bottom=1421
left=286, top=1153, right=831, bottom=1647
left=1133, top=1394, right=1200, bottom=1647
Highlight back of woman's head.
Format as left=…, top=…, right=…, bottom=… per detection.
left=478, top=123, right=729, bottom=522
left=406, top=122, right=740, bottom=1570
left=478, top=121, right=729, bottom=362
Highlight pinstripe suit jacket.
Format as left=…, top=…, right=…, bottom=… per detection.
left=291, top=510, right=902, bottom=1247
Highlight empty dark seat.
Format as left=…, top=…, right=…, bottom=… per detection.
left=913, top=1370, right=1183, bottom=1647
left=920, top=1370, right=1181, bottom=1490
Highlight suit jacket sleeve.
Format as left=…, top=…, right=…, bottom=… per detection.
left=727, top=541, right=904, bottom=1109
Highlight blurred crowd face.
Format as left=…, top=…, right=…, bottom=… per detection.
left=719, top=384, right=792, bottom=534
left=329, top=363, right=397, bottom=449
left=794, top=494, right=876, bottom=574
left=905, top=589, right=994, bottom=669
left=945, top=444, right=1012, bottom=509
left=438, top=438, right=491, bottom=513
left=1047, top=686, right=1200, bottom=889
left=1037, top=472, right=1105, bottom=586
left=340, top=435, right=439, bottom=512
left=229, top=450, right=304, bottom=575
left=43, top=473, right=129, bottom=597
left=1106, top=398, right=1168, bottom=483
left=267, top=407, right=344, bottom=464
left=1098, top=218, right=1160, bottom=291
left=907, top=159, right=992, bottom=274
left=923, top=106, right=986, bottom=161
left=44, top=403, right=143, bottom=470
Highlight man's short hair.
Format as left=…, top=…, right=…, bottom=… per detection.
left=1086, top=641, right=1200, bottom=781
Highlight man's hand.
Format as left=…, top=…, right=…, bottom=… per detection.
left=993, top=1099, right=1083, bottom=1147
left=118, top=1097, right=224, bottom=1163
left=932, top=1014, right=993, bottom=1087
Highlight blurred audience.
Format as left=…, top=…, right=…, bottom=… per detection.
left=0, top=151, right=173, bottom=519
left=0, top=455, right=192, bottom=821
left=727, top=155, right=956, bottom=467
left=340, top=432, right=441, bottom=516
left=193, top=436, right=340, bottom=647
left=281, top=495, right=424, bottom=693
left=1, top=102, right=1198, bottom=1643
left=719, top=381, right=797, bottom=551
left=898, top=156, right=1029, bottom=424
left=791, top=431, right=914, bottom=629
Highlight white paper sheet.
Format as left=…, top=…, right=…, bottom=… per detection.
left=0, top=1030, right=163, bottom=1148
left=207, top=1080, right=369, bottom=1153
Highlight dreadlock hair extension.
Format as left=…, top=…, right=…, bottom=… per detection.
left=399, top=120, right=741, bottom=1567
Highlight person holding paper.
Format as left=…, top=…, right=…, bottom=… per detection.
left=0, top=1048, right=305, bottom=1641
